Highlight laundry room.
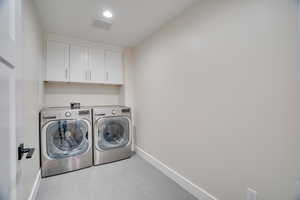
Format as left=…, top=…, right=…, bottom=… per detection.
left=0, top=0, right=299, bottom=200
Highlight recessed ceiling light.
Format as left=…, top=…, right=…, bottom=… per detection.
left=102, top=10, right=113, bottom=19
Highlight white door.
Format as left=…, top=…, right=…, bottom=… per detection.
left=89, top=48, right=105, bottom=83
left=70, top=45, right=90, bottom=83
left=105, top=51, right=123, bottom=84
left=46, top=41, right=69, bottom=82
left=0, top=62, right=17, bottom=200
left=0, top=0, right=21, bottom=199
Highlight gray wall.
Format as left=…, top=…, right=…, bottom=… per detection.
left=134, top=0, right=299, bottom=199
left=44, top=82, right=122, bottom=107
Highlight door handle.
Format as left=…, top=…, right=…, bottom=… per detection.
left=86, top=70, right=91, bottom=81
left=18, top=144, right=35, bottom=160
left=65, top=69, right=68, bottom=80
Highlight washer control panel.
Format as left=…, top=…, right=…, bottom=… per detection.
left=41, top=107, right=92, bottom=123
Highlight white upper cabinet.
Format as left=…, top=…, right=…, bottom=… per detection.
left=45, top=38, right=123, bottom=85
left=46, top=41, right=69, bottom=82
left=69, top=45, right=89, bottom=83
left=105, top=51, right=123, bottom=84
left=89, top=48, right=105, bottom=83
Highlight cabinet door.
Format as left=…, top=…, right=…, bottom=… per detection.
left=70, top=45, right=89, bottom=83
left=46, top=41, right=69, bottom=82
left=105, top=51, right=123, bottom=84
left=89, top=48, right=105, bottom=83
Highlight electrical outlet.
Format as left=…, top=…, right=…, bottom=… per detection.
left=247, top=188, right=257, bottom=200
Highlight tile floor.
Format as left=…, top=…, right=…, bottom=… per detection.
left=36, top=155, right=197, bottom=200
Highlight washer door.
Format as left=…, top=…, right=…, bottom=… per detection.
left=96, top=117, right=130, bottom=151
left=46, top=119, right=89, bottom=159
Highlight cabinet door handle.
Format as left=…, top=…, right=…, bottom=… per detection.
left=85, top=70, right=88, bottom=81
left=89, top=70, right=92, bottom=81
left=106, top=72, right=109, bottom=81
left=65, top=69, right=68, bottom=80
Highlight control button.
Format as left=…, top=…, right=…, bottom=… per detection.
left=95, top=113, right=105, bottom=116
left=78, top=110, right=90, bottom=115
left=43, top=116, right=56, bottom=120
left=65, top=112, right=71, bottom=117
left=121, top=108, right=130, bottom=113
left=112, top=110, right=117, bottom=115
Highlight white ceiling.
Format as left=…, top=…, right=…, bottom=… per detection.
left=34, top=0, right=197, bottom=47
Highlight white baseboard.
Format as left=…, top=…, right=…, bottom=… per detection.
left=135, top=147, right=218, bottom=200
left=28, top=170, right=41, bottom=200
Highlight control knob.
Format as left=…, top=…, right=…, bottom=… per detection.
left=65, top=112, right=71, bottom=117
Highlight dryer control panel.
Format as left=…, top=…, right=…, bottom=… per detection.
left=93, top=106, right=131, bottom=119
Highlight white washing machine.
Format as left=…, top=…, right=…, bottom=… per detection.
left=93, top=106, right=132, bottom=165
left=40, top=107, right=93, bottom=177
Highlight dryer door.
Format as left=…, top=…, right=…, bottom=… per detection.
left=45, top=119, right=90, bottom=159
left=96, top=117, right=130, bottom=151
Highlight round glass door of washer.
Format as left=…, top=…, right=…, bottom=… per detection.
left=46, top=119, right=89, bottom=159
left=97, top=117, right=130, bottom=150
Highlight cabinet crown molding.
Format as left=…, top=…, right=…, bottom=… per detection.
left=46, top=33, right=124, bottom=52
